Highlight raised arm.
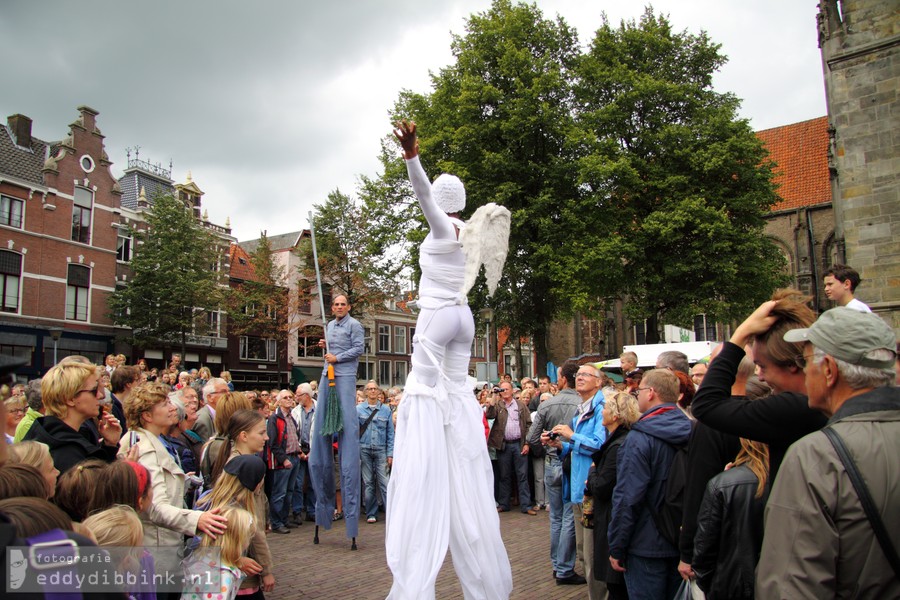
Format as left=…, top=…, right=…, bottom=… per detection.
left=394, top=120, right=455, bottom=240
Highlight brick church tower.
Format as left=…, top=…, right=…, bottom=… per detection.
left=817, top=0, right=899, bottom=329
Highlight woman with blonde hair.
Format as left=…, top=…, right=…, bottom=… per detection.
left=118, top=382, right=227, bottom=553
left=23, top=361, right=122, bottom=474
left=7, top=440, right=59, bottom=498
left=588, top=392, right=642, bottom=599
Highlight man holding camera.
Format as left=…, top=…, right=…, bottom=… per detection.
left=531, top=361, right=584, bottom=585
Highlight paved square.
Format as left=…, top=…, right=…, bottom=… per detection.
left=266, top=509, right=587, bottom=599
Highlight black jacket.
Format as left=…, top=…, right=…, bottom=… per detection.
left=587, top=426, right=628, bottom=585
left=679, top=422, right=741, bottom=563
left=692, top=464, right=769, bottom=599
left=691, top=341, right=827, bottom=479
left=23, top=416, right=118, bottom=475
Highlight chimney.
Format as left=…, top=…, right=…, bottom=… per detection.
left=7, top=114, right=32, bottom=147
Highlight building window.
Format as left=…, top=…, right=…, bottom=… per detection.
left=394, top=361, right=408, bottom=386
left=298, top=325, right=324, bottom=358
left=378, top=324, right=391, bottom=353
left=72, top=187, right=93, bottom=245
left=693, top=314, right=717, bottom=342
left=471, top=335, right=485, bottom=359
left=66, top=264, right=90, bottom=321
left=207, top=311, right=221, bottom=337
left=393, top=326, right=407, bottom=355
left=240, top=336, right=276, bottom=362
left=1, top=196, right=24, bottom=229
left=0, top=250, right=22, bottom=313
left=378, top=360, right=391, bottom=386
left=116, top=234, right=132, bottom=262
left=0, top=344, right=33, bottom=367
left=357, top=361, right=375, bottom=381
left=633, top=320, right=647, bottom=345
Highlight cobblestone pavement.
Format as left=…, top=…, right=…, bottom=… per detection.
left=265, top=508, right=588, bottom=599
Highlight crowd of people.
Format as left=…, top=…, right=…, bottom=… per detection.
left=1, top=261, right=898, bottom=600
left=0, top=350, right=406, bottom=600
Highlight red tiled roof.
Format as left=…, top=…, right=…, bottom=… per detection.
left=756, top=116, right=832, bottom=212
left=229, top=243, right=256, bottom=282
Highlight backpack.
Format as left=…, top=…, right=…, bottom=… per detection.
left=647, top=422, right=695, bottom=548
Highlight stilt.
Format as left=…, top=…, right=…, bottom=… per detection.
left=351, top=537, right=357, bottom=551
left=314, top=525, right=319, bottom=544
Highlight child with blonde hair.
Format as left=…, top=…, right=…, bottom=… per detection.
left=182, top=506, right=254, bottom=600
left=83, top=505, right=156, bottom=600
left=7, top=441, right=59, bottom=498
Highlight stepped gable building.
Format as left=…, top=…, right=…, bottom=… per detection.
left=818, top=0, right=899, bottom=328
left=115, top=156, right=236, bottom=373
left=0, top=106, right=122, bottom=380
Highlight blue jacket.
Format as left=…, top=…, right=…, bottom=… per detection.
left=560, top=391, right=607, bottom=504
left=357, top=402, right=394, bottom=457
left=608, top=403, right=692, bottom=560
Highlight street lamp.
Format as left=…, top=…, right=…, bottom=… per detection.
left=48, top=327, right=63, bottom=367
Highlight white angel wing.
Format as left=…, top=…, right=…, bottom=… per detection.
left=458, top=202, right=511, bottom=297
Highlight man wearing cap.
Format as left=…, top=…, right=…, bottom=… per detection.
left=757, top=307, right=899, bottom=598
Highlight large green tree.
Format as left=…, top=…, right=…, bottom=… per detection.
left=109, top=193, right=225, bottom=354
left=226, top=232, right=290, bottom=341
left=571, top=8, right=788, bottom=341
left=368, top=1, right=788, bottom=356
left=297, top=189, right=404, bottom=318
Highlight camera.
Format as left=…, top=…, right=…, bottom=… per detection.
left=548, top=431, right=560, bottom=441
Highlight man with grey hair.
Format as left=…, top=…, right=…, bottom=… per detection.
left=757, top=307, right=899, bottom=598
left=291, top=382, right=317, bottom=523
left=192, top=377, right=229, bottom=442
left=656, top=350, right=689, bottom=375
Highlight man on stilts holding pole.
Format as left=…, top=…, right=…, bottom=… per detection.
left=307, top=225, right=365, bottom=548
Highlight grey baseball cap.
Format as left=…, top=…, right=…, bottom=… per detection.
left=783, top=307, right=897, bottom=369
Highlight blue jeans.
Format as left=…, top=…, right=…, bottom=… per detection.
left=623, top=555, right=681, bottom=600
left=291, top=457, right=316, bottom=515
left=545, top=454, right=576, bottom=577
left=269, top=454, right=299, bottom=529
left=360, top=445, right=389, bottom=519
left=497, top=440, right=531, bottom=511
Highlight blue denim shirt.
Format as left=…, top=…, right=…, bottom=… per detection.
left=324, top=314, right=364, bottom=377
left=357, top=402, right=395, bottom=457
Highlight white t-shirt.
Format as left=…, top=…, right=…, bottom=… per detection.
left=845, top=298, right=872, bottom=313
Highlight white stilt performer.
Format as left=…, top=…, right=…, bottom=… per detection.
left=385, top=120, right=513, bottom=600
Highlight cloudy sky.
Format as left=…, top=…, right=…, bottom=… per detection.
left=1, top=1, right=826, bottom=242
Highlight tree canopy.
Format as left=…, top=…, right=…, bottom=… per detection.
left=108, top=193, right=226, bottom=353
left=366, top=1, right=786, bottom=358
left=225, top=232, right=291, bottom=343
left=296, top=189, right=404, bottom=319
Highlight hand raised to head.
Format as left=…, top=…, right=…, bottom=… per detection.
left=393, top=120, right=419, bottom=160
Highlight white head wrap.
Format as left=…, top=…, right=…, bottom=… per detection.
left=432, top=174, right=466, bottom=213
